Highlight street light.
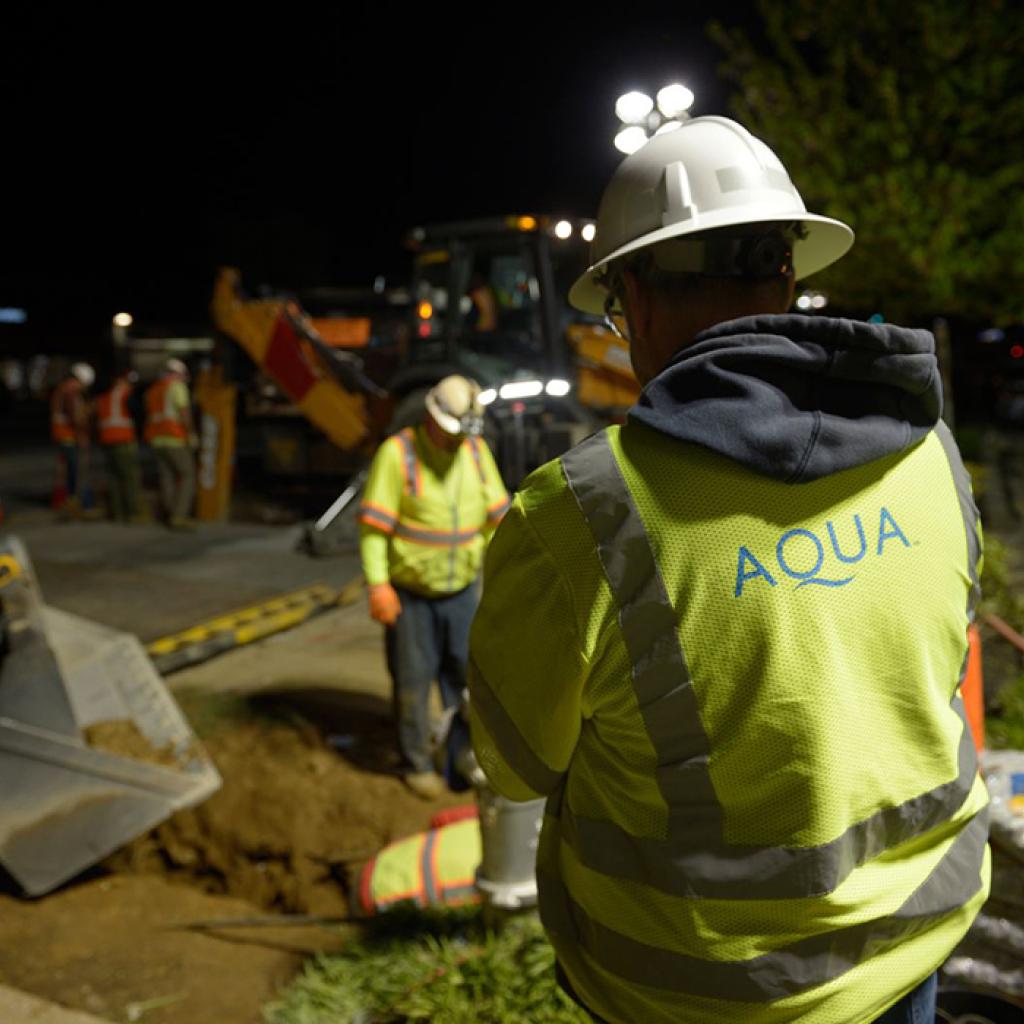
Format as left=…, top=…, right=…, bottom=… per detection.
left=614, top=82, right=694, bottom=154
left=113, top=312, right=133, bottom=328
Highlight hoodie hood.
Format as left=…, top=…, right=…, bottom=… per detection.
left=628, top=314, right=942, bottom=483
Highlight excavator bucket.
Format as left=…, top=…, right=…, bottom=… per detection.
left=0, top=536, right=221, bottom=896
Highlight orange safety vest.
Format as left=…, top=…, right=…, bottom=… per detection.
left=50, top=379, right=79, bottom=444
left=97, top=381, right=136, bottom=445
left=144, top=377, right=187, bottom=442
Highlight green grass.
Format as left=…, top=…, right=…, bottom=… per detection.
left=263, top=906, right=589, bottom=1024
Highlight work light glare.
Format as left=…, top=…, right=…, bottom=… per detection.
left=581, top=223, right=596, bottom=242
left=656, top=84, right=694, bottom=118
left=554, top=220, right=573, bottom=240
left=615, top=91, right=654, bottom=125
left=478, top=388, right=497, bottom=406
left=614, top=126, right=648, bottom=155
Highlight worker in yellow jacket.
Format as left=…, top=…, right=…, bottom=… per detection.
left=469, top=117, right=989, bottom=1024
left=360, top=375, right=509, bottom=800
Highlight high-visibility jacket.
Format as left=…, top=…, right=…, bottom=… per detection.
left=144, top=376, right=188, bottom=443
left=97, top=381, right=136, bottom=445
left=469, top=421, right=989, bottom=1024
left=358, top=425, right=510, bottom=596
left=50, top=379, right=81, bottom=444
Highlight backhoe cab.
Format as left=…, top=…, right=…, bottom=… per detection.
left=399, top=215, right=640, bottom=485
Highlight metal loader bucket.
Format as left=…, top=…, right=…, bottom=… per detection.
left=0, top=536, right=221, bottom=896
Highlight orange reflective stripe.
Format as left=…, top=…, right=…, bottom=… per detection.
left=144, top=378, right=187, bottom=441
left=359, top=503, right=398, bottom=533
left=467, top=436, right=486, bottom=484
left=394, top=521, right=480, bottom=546
left=50, top=381, right=76, bottom=442
left=396, top=429, right=420, bottom=496
left=98, top=383, right=135, bottom=445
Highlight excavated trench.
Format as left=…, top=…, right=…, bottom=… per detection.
left=102, top=690, right=467, bottom=914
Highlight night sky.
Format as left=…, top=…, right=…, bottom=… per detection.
left=3, top=5, right=754, bottom=346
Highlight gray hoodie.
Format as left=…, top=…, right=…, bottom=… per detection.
left=629, top=314, right=943, bottom=483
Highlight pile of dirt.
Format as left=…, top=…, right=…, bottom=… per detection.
left=104, top=705, right=468, bottom=916
left=83, top=719, right=183, bottom=768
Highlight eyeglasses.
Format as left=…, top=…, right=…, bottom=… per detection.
left=603, top=292, right=630, bottom=343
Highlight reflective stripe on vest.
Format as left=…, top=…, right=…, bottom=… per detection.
left=98, top=382, right=135, bottom=445
left=50, top=380, right=76, bottom=443
left=358, top=817, right=482, bottom=914
left=519, top=427, right=989, bottom=1002
left=396, top=428, right=420, bottom=496
left=145, top=378, right=187, bottom=441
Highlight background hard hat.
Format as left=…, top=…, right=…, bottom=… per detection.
left=425, top=375, right=484, bottom=436
left=164, top=358, right=189, bottom=378
left=569, top=115, right=855, bottom=314
left=69, top=362, right=95, bottom=387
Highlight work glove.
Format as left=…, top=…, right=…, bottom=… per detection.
left=368, top=582, right=402, bottom=626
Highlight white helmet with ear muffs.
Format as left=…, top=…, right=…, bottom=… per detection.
left=570, top=115, right=855, bottom=315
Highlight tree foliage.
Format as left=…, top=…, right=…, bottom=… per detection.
left=710, top=0, right=1024, bottom=321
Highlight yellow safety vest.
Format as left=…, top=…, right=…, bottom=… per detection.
left=358, top=426, right=509, bottom=596
left=357, top=810, right=482, bottom=914
left=469, top=421, right=989, bottom=1024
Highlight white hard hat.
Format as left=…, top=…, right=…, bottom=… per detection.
left=164, top=358, right=189, bottom=378
left=425, top=375, right=484, bottom=436
left=569, top=115, right=855, bottom=314
left=69, top=362, right=95, bottom=387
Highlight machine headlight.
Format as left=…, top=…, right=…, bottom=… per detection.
left=499, top=380, right=544, bottom=400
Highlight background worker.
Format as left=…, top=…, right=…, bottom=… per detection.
left=359, top=375, right=509, bottom=800
left=50, top=361, right=98, bottom=517
left=469, top=116, right=989, bottom=1024
left=97, top=368, right=147, bottom=523
left=144, top=357, right=197, bottom=530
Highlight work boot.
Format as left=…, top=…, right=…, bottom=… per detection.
left=404, top=770, right=447, bottom=801
left=168, top=516, right=199, bottom=531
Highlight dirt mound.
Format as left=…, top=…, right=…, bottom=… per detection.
left=105, top=699, right=469, bottom=915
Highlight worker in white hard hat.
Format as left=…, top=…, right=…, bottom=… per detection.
left=468, top=116, right=988, bottom=1023
left=144, top=357, right=198, bottom=529
left=50, top=361, right=99, bottom=518
left=358, top=375, right=509, bottom=800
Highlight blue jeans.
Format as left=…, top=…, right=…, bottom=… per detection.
left=385, top=582, right=479, bottom=775
left=57, top=444, right=95, bottom=508
left=872, top=972, right=937, bottom=1024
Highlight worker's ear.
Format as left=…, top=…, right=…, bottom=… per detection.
left=621, top=270, right=652, bottom=343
